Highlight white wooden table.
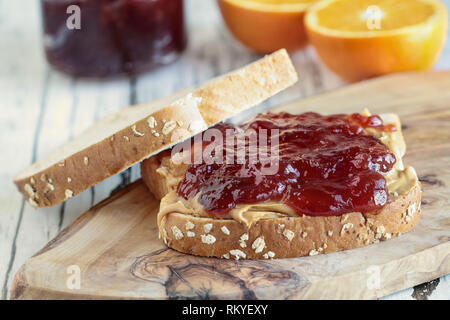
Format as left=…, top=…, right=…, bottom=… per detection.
left=1, top=0, right=449, bottom=300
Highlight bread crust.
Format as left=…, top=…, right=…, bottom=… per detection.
left=15, top=49, right=297, bottom=208
left=158, top=181, right=422, bottom=259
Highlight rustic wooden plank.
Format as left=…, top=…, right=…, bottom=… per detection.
left=0, top=73, right=49, bottom=300
left=3, top=71, right=75, bottom=300
left=9, top=72, right=450, bottom=300
left=0, top=0, right=49, bottom=299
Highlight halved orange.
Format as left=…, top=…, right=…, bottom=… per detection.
left=218, top=0, right=319, bottom=53
left=305, top=0, right=448, bottom=82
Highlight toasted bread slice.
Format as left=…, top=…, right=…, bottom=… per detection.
left=14, top=49, right=298, bottom=208
left=140, top=112, right=422, bottom=259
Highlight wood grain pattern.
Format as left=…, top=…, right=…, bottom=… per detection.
left=10, top=72, right=450, bottom=300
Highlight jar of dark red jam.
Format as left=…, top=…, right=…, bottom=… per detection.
left=41, top=0, right=187, bottom=78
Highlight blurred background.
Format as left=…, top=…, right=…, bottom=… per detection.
left=0, top=0, right=449, bottom=300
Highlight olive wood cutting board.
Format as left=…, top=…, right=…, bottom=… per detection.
left=10, top=72, right=450, bottom=299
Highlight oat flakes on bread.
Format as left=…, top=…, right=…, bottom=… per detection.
left=15, top=49, right=297, bottom=208
left=141, top=112, right=422, bottom=259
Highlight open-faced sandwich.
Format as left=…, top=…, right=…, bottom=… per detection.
left=14, top=49, right=421, bottom=260
left=141, top=110, right=421, bottom=259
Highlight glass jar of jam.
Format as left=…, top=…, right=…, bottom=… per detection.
left=41, top=0, right=187, bottom=78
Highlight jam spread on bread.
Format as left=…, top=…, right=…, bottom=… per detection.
left=177, top=112, right=397, bottom=217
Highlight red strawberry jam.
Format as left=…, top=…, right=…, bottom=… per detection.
left=177, top=112, right=397, bottom=217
